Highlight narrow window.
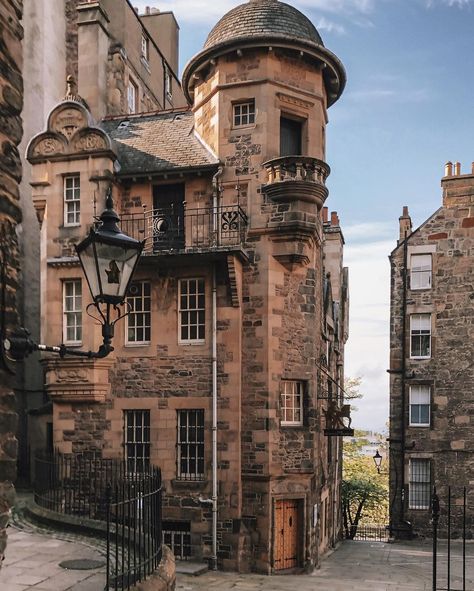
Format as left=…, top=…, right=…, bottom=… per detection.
left=162, top=521, right=192, bottom=560
left=233, top=100, right=255, bottom=127
left=141, top=34, right=149, bottom=61
left=63, top=279, right=82, bottom=345
left=64, top=175, right=80, bottom=226
left=127, top=77, right=138, bottom=114
left=124, top=410, right=150, bottom=473
left=411, top=254, right=432, bottom=290
left=179, top=278, right=205, bottom=343
left=177, top=409, right=204, bottom=480
left=126, top=281, right=151, bottom=344
left=280, top=380, right=304, bottom=426
left=409, top=385, right=431, bottom=426
left=410, top=314, right=431, bottom=358
left=280, top=116, right=303, bottom=156
left=409, top=459, right=431, bottom=509
left=165, top=66, right=172, bottom=99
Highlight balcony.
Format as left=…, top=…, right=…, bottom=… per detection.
left=120, top=204, right=247, bottom=255
left=262, top=156, right=330, bottom=209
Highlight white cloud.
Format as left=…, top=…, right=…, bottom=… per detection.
left=425, top=0, right=473, bottom=7
left=316, top=16, right=346, bottom=35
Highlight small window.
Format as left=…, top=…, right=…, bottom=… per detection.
left=141, top=34, right=149, bottom=61
left=126, top=281, right=151, bottom=344
left=409, top=459, right=431, bottom=509
left=124, top=410, right=150, bottom=473
left=64, top=175, right=80, bottom=226
left=280, top=380, right=304, bottom=426
left=411, top=254, right=432, bottom=290
left=162, top=521, right=191, bottom=560
left=127, top=77, right=138, bottom=114
left=409, top=385, right=430, bottom=426
left=410, top=314, right=431, bottom=358
left=179, top=278, right=205, bottom=343
left=233, top=100, right=255, bottom=127
left=177, top=409, right=204, bottom=481
left=63, top=279, right=82, bottom=345
left=165, top=66, right=172, bottom=99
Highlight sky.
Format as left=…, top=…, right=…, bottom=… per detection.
left=135, top=0, right=474, bottom=431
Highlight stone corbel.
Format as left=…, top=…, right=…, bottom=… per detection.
left=33, top=198, right=47, bottom=227
left=226, top=254, right=242, bottom=308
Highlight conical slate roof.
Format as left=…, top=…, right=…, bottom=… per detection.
left=204, top=0, right=324, bottom=50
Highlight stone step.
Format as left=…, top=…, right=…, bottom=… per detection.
left=176, top=561, right=208, bottom=576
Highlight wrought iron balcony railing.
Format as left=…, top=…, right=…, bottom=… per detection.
left=120, top=204, right=247, bottom=254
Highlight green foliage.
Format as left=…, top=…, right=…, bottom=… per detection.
left=342, top=445, right=389, bottom=539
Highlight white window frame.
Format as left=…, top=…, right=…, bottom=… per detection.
left=126, top=281, right=151, bottom=345
left=177, top=409, right=205, bottom=481
left=409, top=385, right=431, bottom=427
left=141, top=34, right=149, bottom=61
left=63, top=175, right=80, bottom=226
left=280, top=380, right=304, bottom=426
left=409, top=458, right=431, bottom=510
left=178, top=278, right=205, bottom=344
left=411, top=254, right=432, bottom=290
left=124, top=409, right=151, bottom=473
left=165, top=66, right=172, bottom=99
left=127, top=77, right=138, bottom=114
left=63, top=279, right=82, bottom=345
left=233, top=100, right=255, bottom=127
left=410, top=313, right=431, bottom=359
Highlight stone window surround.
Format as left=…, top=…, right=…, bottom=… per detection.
left=280, top=380, right=305, bottom=427
left=62, top=278, right=82, bottom=346
left=125, top=280, right=151, bottom=346
left=176, top=409, right=205, bottom=481
left=407, top=457, right=432, bottom=510
left=232, top=99, right=256, bottom=128
left=410, top=253, right=432, bottom=291
left=409, top=312, right=432, bottom=359
left=409, top=384, right=431, bottom=427
left=63, top=174, right=81, bottom=227
left=124, top=409, right=151, bottom=473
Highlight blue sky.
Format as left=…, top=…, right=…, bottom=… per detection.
left=136, top=0, right=474, bottom=431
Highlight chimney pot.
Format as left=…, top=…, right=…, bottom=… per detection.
left=145, top=6, right=150, bottom=14
left=399, top=206, right=412, bottom=243
left=454, top=161, right=461, bottom=176
left=330, top=211, right=339, bottom=226
left=322, top=207, right=329, bottom=223
left=445, top=161, right=453, bottom=177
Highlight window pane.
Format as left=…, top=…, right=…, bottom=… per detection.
left=280, top=381, right=304, bottom=425
left=126, top=281, right=151, bottom=343
left=179, top=278, right=205, bottom=342
left=177, top=410, right=204, bottom=480
left=124, top=410, right=151, bottom=473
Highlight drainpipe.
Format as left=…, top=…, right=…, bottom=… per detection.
left=399, top=233, right=408, bottom=523
left=210, top=166, right=223, bottom=571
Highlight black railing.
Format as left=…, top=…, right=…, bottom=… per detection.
left=120, top=204, right=247, bottom=254
left=353, top=524, right=389, bottom=542
left=34, top=452, right=162, bottom=591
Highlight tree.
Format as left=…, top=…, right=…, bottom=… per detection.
left=344, top=376, right=363, bottom=411
left=342, top=452, right=388, bottom=539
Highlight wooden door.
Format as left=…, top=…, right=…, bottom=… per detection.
left=274, top=499, right=300, bottom=570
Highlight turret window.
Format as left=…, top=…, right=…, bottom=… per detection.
left=233, top=100, right=255, bottom=127
left=64, top=175, right=80, bottom=226
left=280, top=380, right=304, bottom=426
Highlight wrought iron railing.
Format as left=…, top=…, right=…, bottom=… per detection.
left=120, top=204, right=247, bottom=254
left=34, top=451, right=162, bottom=591
left=353, top=524, right=390, bottom=542
left=263, top=155, right=330, bottom=186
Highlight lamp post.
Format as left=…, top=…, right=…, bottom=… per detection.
left=2, top=189, right=143, bottom=363
left=373, top=450, right=383, bottom=474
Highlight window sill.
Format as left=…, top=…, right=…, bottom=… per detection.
left=140, top=56, right=151, bottom=73
left=409, top=356, right=431, bottom=360
left=410, top=287, right=432, bottom=291
left=63, top=342, right=82, bottom=348
left=409, top=424, right=430, bottom=428
left=280, top=423, right=304, bottom=429
left=171, top=479, right=208, bottom=491
left=178, top=340, right=206, bottom=346
left=231, top=124, right=256, bottom=133
left=124, top=342, right=151, bottom=348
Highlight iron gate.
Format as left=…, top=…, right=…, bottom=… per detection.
left=432, top=486, right=472, bottom=591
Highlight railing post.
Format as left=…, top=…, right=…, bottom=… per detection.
left=432, top=486, right=440, bottom=591
left=106, top=483, right=111, bottom=591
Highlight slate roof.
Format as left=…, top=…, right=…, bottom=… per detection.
left=204, top=0, right=323, bottom=50
left=101, top=110, right=218, bottom=175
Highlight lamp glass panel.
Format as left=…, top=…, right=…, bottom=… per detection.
left=94, top=242, right=140, bottom=300
left=77, top=242, right=100, bottom=299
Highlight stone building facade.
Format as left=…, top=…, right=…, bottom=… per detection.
left=17, top=0, right=186, bottom=481
left=0, top=0, right=23, bottom=568
left=389, top=162, right=474, bottom=536
left=26, top=0, right=349, bottom=573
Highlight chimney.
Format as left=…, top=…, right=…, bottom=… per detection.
left=444, top=161, right=453, bottom=177
left=330, top=211, right=340, bottom=227
left=322, top=207, right=329, bottom=223
left=454, top=161, right=461, bottom=176
left=399, top=206, right=412, bottom=243
left=145, top=6, right=150, bottom=14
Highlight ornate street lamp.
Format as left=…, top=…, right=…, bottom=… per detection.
left=373, top=449, right=383, bottom=474
left=2, top=189, right=143, bottom=363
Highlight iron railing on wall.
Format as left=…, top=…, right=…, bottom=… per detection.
left=120, top=204, right=247, bottom=254
left=34, top=451, right=162, bottom=591
left=353, top=524, right=390, bottom=542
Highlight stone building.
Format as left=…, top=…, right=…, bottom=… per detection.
left=25, top=0, right=349, bottom=573
left=389, top=162, right=474, bottom=536
left=0, top=0, right=23, bottom=567
left=17, top=0, right=186, bottom=480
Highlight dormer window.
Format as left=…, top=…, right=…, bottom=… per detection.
left=233, top=100, right=255, bottom=127
left=141, top=34, right=149, bottom=62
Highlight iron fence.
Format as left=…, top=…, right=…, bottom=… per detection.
left=353, top=524, right=390, bottom=542
left=120, top=204, right=247, bottom=253
left=34, top=451, right=162, bottom=590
